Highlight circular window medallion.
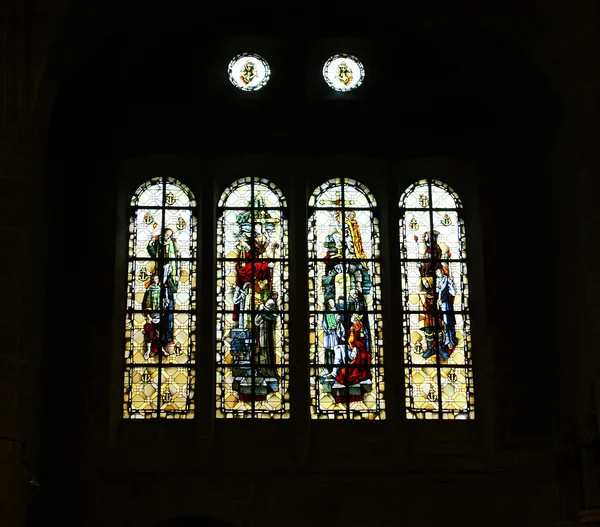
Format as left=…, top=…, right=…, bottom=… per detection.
left=228, top=53, right=271, bottom=91
left=322, top=53, right=365, bottom=91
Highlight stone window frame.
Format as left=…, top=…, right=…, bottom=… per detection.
left=110, top=154, right=494, bottom=461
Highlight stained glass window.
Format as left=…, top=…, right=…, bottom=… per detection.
left=308, top=179, right=385, bottom=419
left=400, top=180, right=474, bottom=419
left=124, top=177, right=197, bottom=419
left=228, top=53, right=271, bottom=91
left=322, top=53, right=365, bottom=91
left=216, top=178, right=289, bottom=418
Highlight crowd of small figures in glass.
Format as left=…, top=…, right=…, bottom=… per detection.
left=123, top=177, right=474, bottom=420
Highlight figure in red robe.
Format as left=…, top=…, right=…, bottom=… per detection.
left=232, top=223, right=276, bottom=322
left=335, top=314, right=371, bottom=386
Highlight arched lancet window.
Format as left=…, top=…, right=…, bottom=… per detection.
left=216, top=177, right=289, bottom=418
left=399, top=179, right=474, bottom=419
left=124, top=177, right=197, bottom=419
left=308, top=179, right=385, bottom=419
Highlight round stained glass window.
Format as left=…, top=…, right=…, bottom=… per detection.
left=228, top=53, right=271, bottom=91
left=322, top=53, right=365, bottom=91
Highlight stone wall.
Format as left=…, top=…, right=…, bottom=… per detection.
left=1, top=2, right=599, bottom=526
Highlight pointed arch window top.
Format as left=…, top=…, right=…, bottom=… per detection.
left=219, top=177, right=286, bottom=208
left=399, top=179, right=461, bottom=209
left=309, top=178, right=377, bottom=208
left=131, top=177, right=196, bottom=207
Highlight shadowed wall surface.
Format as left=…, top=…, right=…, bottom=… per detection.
left=0, top=2, right=598, bottom=526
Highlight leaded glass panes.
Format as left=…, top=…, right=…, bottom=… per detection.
left=216, top=178, right=289, bottom=418
left=399, top=179, right=474, bottom=419
left=228, top=53, right=271, bottom=91
left=308, top=179, right=385, bottom=419
left=322, top=54, right=365, bottom=91
left=124, top=178, right=197, bottom=419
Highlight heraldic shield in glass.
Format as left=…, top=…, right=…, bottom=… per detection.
left=308, top=179, right=385, bottom=419
left=123, top=177, right=197, bottom=418
left=216, top=177, right=289, bottom=418
left=400, top=180, right=474, bottom=419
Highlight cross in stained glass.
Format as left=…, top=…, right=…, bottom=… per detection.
left=216, top=178, right=289, bottom=419
left=318, top=191, right=355, bottom=207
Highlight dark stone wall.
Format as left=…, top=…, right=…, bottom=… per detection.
left=1, top=2, right=597, bottom=526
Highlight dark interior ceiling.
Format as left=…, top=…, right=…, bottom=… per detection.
left=48, top=12, right=560, bottom=166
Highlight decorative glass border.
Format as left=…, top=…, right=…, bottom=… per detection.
left=124, top=177, right=197, bottom=419
left=228, top=53, right=271, bottom=91
left=399, top=179, right=474, bottom=420
left=216, top=177, right=290, bottom=419
left=322, top=53, right=365, bottom=92
left=308, top=178, right=385, bottom=419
